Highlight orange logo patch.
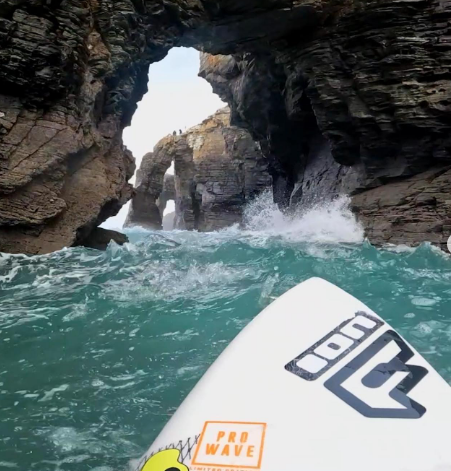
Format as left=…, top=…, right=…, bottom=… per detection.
left=192, top=421, right=266, bottom=469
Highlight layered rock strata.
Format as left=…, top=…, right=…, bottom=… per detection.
left=200, top=10, right=451, bottom=247
left=1, top=1, right=451, bottom=251
left=126, top=107, right=271, bottom=230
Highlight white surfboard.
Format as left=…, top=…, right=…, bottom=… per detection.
left=134, top=277, right=451, bottom=471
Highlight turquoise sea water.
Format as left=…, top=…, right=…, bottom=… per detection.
left=1, top=195, right=451, bottom=471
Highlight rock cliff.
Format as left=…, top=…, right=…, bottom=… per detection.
left=1, top=1, right=451, bottom=252
left=352, top=166, right=451, bottom=251
left=200, top=26, right=451, bottom=247
left=126, top=107, right=271, bottom=230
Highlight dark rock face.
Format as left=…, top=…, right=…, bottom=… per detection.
left=352, top=167, right=451, bottom=251
left=199, top=0, right=451, bottom=249
left=126, top=108, right=271, bottom=231
left=1, top=0, right=451, bottom=252
left=0, top=1, right=324, bottom=254
left=79, top=228, right=128, bottom=251
left=199, top=52, right=307, bottom=207
left=0, top=2, right=141, bottom=253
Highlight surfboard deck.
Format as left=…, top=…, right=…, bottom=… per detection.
left=135, top=277, right=451, bottom=471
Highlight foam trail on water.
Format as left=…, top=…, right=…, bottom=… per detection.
left=243, top=191, right=364, bottom=244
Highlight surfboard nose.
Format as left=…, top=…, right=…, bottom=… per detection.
left=136, top=277, right=451, bottom=471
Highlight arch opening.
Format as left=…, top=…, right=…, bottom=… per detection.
left=102, top=47, right=225, bottom=231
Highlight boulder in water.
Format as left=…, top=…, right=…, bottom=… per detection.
left=80, top=228, right=128, bottom=251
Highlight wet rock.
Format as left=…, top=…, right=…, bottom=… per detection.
left=80, top=228, right=128, bottom=251
left=126, top=107, right=271, bottom=231
left=2, top=0, right=451, bottom=252
left=352, top=167, right=451, bottom=251
left=200, top=0, right=451, bottom=249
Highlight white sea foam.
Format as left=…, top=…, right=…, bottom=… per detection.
left=121, top=190, right=364, bottom=246
left=410, top=296, right=439, bottom=307
left=39, top=384, right=69, bottom=402
left=242, top=191, right=364, bottom=244
left=62, top=300, right=89, bottom=322
left=103, top=261, right=256, bottom=303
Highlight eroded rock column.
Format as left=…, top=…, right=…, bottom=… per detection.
left=126, top=107, right=271, bottom=231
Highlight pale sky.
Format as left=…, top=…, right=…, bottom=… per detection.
left=102, top=47, right=225, bottom=230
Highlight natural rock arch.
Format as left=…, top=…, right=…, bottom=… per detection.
left=126, top=107, right=271, bottom=231
left=1, top=0, right=451, bottom=252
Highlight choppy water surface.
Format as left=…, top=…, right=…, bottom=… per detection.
left=1, top=194, right=451, bottom=470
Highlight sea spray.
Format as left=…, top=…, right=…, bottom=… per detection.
left=0, top=194, right=451, bottom=471
left=242, top=191, right=364, bottom=244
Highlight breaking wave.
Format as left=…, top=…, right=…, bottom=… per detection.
left=242, top=191, right=364, bottom=244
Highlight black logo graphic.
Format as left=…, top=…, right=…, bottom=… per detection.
left=324, top=330, right=428, bottom=419
left=285, top=312, right=429, bottom=419
left=285, top=312, right=383, bottom=381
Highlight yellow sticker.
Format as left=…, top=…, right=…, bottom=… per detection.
left=142, top=448, right=189, bottom=471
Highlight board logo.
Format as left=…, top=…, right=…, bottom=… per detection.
left=285, top=311, right=384, bottom=381
left=192, top=421, right=266, bottom=469
left=325, top=330, right=428, bottom=418
left=285, top=312, right=429, bottom=419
